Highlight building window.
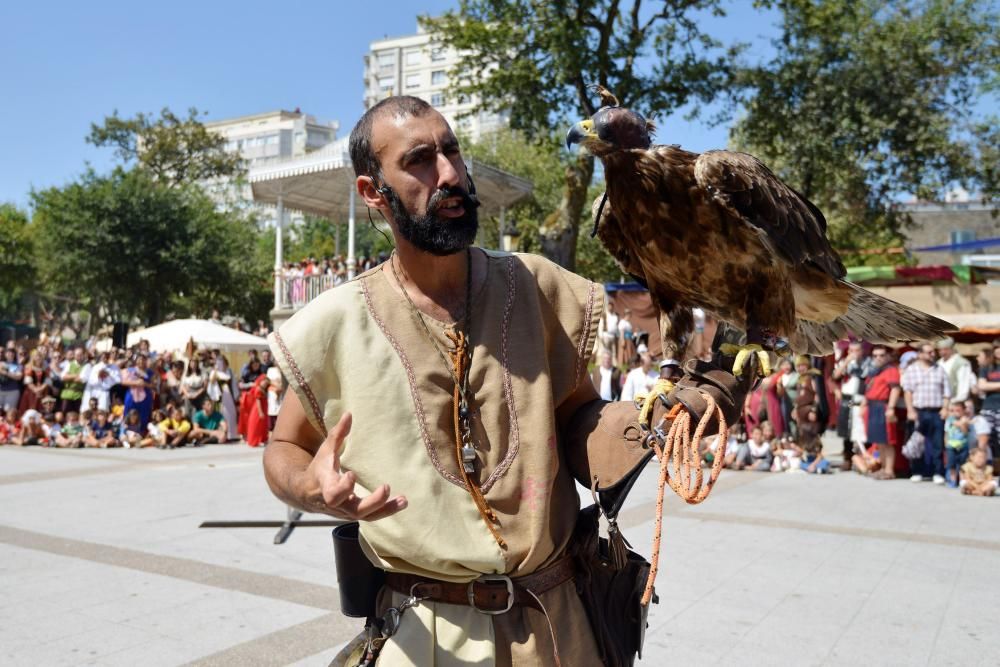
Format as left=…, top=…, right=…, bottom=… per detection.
left=405, top=50, right=421, bottom=66
left=406, top=73, right=421, bottom=89
left=431, top=70, right=445, bottom=85
left=950, top=230, right=976, bottom=246
left=378, top=77, right=395, bottom=92
left=377, top=52, right=395, bottom=73
left=430, top=93, right=445, bottom=107
left=431, top=47, right=446, bottom=62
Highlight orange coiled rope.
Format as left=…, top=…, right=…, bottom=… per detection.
left=641, top=393, right=728, bottom=606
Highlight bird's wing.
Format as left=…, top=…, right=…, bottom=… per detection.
left=694, top=150, right=845, bottom=278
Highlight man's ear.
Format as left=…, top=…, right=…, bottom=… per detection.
left=357, top=176, right=385, bottom=209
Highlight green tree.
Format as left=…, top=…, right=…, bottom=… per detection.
left=87, top=108, right=243, bottom=187
left=423, top=0, right=741, bottom=270
left=732, top=0, right=999, bottom=266
left=31, top=168, right=266, bottom=326
left=0, top=203, right=35, bottom=315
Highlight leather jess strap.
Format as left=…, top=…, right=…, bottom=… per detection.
left=385, top=556, right=574, bottom=614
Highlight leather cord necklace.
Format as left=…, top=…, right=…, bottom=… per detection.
left=388, top=249, right=506, bottom=549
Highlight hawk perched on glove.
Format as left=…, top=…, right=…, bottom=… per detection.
left=567, top=87, right=954, bottom=371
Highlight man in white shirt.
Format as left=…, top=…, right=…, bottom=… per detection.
left=589, top=349, right=621, bottom=401
left=936, top=337, right=974, bottom=403
left=81, top=351, right=119, bottom=412
left=620, top=345, right=659, bottom=402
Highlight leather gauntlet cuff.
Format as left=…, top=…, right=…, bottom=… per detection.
left=564, top=400, right=654, bottom=495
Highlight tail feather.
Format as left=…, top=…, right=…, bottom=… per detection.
left=790, top=281, right=957, bottom=355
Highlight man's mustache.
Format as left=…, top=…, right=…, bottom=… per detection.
left=427, top=185, right=481, bottom=214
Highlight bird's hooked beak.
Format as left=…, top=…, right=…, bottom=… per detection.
left=566, top=119, right=597, bottom=149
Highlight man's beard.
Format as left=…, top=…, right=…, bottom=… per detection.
left=383, top=183, right=480, bottom=256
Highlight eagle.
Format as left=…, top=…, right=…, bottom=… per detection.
left=566, top=87, right=954, bottom=374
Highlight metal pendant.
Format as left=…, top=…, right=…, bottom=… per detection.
left=461, top=444, right=477, bottom=473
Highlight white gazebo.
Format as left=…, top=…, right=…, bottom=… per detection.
left=248, top=137, right=533, bottom=325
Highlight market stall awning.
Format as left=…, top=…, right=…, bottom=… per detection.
left=248, top=139, right=533, bottom=219
left=845, top=264, right=1000, bottom=287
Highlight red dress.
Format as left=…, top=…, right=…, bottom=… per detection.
left=245, top=377, right=270, bottom=447
left=18, top=367, right=50, bottom=414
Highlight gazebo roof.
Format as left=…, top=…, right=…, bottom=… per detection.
left=248, top=138, right=533, bottom=219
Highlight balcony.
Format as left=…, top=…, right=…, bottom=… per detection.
left=275, top=272, right=340, bottom=311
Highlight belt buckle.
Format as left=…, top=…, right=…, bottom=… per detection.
left=468, top=575, right=514, bottom=615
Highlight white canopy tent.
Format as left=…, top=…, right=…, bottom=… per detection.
left=126, top=319, right=268, bottom=354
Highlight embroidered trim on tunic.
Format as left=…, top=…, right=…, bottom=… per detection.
left=574, top=282, right=598, bottom=388
left=481, top=253, right=520, bottom=493
left=361, top=274, right=466, bottom=489
left=272, top=330, right=327, bottom=435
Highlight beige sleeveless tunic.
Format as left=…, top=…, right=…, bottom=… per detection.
left=270, top=250, right=604, bottom=666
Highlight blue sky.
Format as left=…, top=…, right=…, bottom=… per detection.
left=0, top=1, right=779, bottom=209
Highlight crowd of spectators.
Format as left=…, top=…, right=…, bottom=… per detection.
left=591, top=333, right=998, bottom=497
left=0, top=336, right=284, bottom=451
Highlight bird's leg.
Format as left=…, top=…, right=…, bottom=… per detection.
left=719, top=325, right=775, bottom=378
left=657, top=304, right=692, bottom=383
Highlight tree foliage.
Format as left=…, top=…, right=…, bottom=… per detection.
left=87, top=108, right=244, bottom=188
left=732, top=0, right=999, bottom=266
left=31, top=168, right=268, bottom=327
left=0, top=203, right=35, bottom=314
left=423, top=0, right=741, bottom=270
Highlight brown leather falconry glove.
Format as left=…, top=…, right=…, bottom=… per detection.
left=666, top=355, right=756, bottom=436
left=564, top=354, right=753, bottom=517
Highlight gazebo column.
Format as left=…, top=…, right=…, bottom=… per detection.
left=274, top=194, right=284, bottom=311
left=347, top=183, right=357, bottom=279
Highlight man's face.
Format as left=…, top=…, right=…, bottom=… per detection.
left=261, top=350, right=272, bottom=364
left=369, top=111, right=479, bottom=255
left=920, top=345, right=936, bottom=364
left=74, top=348, right=86, bottom=363
left=848, top=343, right=862, bottom=361
left=600, top=352, right=612, bottom=368
left=871, top=348, right=888, bottom=367
left=938, top=345, right=953, bottom=359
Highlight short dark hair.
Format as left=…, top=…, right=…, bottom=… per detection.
left=349, top=96, right=434, bottom=179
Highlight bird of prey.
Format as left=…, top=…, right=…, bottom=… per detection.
left=566, top=86, right=954, bottom=374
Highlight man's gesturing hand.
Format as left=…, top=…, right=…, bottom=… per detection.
left=301, top=412, right=408, bottom=521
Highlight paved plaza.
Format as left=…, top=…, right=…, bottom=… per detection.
left=1, top=437, right=998, bottom=666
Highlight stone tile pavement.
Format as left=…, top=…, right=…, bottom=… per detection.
left=1, top=437, right=998, bottom=666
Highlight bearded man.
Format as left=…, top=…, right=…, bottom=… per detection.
left=263, top=96, right=748, bottom=666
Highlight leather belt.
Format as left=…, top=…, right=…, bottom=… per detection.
left=385, top=555, right=575, bottom=615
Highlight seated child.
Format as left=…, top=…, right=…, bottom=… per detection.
left=55, top=411, right=85, bottom=448
left=0, top=408, right=17, bottom=445
left=85, top=410, right=117, bottom=448
left=851, top=442, right=881, bottom=476
left=157, top=406, right=191, bottom=449
left=944, top=403, right=970, bottom=488
left=119, top=409, right=144, bottom=448
left=959, top=447, right=997, bottom=496
left=18, top=409, right=49, bottom=447
left=109, top=395, right=125, bottom=431
left=966, top=399, right=993, bottom=463
left=140, top=409, right=167, bottom=448
left=723, top=423, right=747, bottom=468
left=735, top=425, right=772, bottom=471
left=799, top=435, right=830, bottom=474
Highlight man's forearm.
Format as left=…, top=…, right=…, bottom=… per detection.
left=263, top=440, right=314, bottom=511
